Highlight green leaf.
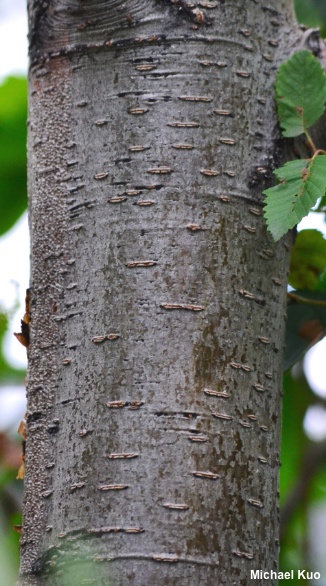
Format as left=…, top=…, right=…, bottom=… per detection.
left=263, top=155, right=326, bottom=241
left=0, top=77, right=27, bottom=236
left=284, top=290, right=326, bottom=370
left=289, top=229, right=326, bottom=290
left=275, top=50, right=326, bottom=137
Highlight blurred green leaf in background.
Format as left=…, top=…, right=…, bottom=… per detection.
left=295, top=0, right=326, bottom=36
left=289, top=230, right=326, bottom=291
left=0, top=76, right=27, bottom=237
left=0, top=72, right=28, bottom=583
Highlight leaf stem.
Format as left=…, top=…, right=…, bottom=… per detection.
left=304, top=129, right=317, bottom=154
left=312, top=148, right=326, bottom=159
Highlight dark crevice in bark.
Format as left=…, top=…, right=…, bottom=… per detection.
left=156, top=0, right=213, bottom=27
left=261, top=6, right=282, bottom=17
left=247, top=134, right=287, bottom=193
left=26, top=411, right=44, bottom=424
left=154, top=411, right=200, bottom=418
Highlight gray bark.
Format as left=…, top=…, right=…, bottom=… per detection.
left=21, top=1, right=299, bottom=584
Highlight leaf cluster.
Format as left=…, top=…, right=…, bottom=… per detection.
left=272, top=49, right=326, bottom=578
left=264, top=50, right=326, bottom=241
left=262, top=51, right=326, bottom=369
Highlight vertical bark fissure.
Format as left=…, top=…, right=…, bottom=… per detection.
left=22, top=1, right=299, bottom=584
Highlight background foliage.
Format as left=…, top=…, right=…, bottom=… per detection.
left=0, top=73, right=27, bottom=585
left=0, top=76, right=27, bottom=238
left=1, top=1, right=326, bottom=583
left=295, top=0, right=326, bottom=37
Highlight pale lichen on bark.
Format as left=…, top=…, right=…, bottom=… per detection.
left=21, top=1, right=300, bottom=584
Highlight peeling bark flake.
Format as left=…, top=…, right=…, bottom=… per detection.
left=41, top=490, right=54, bottom=498
left=108, top=196, right=127, bottom=203
left=167, top=121, right=199, bottom=128
left=214, top=109, right=232, bottom=116
left=163, top=503, right=190, bottom=510
left=161, top=303, right=204, bottom=311
left=192, top=471, right=219, bottom=479
left=200, top=169, right=220, bottom=176
left=147, top=167, right=173, bottom=174
left=219, top=138, right=236, bottom=145
left=239, top=290, right=255, bottom=300
left=125, top=260, right=157, bottom=267
left=94, top=172, right=108, bottom=180
left=88, top=526, right=144, bottom=534
left=128, top=146, right=148, bottom=152
left=134, top=200, right=155, bottom=206
left=106, top=401, right=127, bottom=408
left=258, top=456, right=268, bottom=464
left=152, top=554, right=180, bottom=563
left=252, top=383, right=266, bottom=392
left=258, top=336, right=271, bottom=344
left=240, top=421, right=252, bottom=429
left=172, top=144, right=194, bottom=150
left=212, top=412, right=233, bottom=421
left=248, top=207, right=262, bottom=216
left=92, top=335, right=106, bottom=344
left=204, top=388, right=230, bottom=398
left=107, top=333, right=120, bottom=340
left=188, top=435, right=208, bottom=442
left=128, top=108, right=149, bottom=115
left=97, top=484, right=129, bottom=491
left=69, top=482, right=85, bottom=492
left=247, top=498, right=264, bottom=508
left=233, top=550, right=254, bottom=560
left=186, top=224, right=207, bottom=231
left=178, top=95, right=213, bottom=102
left=135, top=64, right=157, bottom=71
left=107, top=453, right=139, bottom=459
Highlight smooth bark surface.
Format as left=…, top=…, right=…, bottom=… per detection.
left=21, top=1, right=299, bottom=584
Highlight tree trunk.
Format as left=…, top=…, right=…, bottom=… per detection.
left=21, top=1, right=299, bottom=584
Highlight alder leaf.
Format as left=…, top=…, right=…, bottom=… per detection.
left=275, top=50, right=326, bottom=137
left=263, top=155, right=326, bottom=241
